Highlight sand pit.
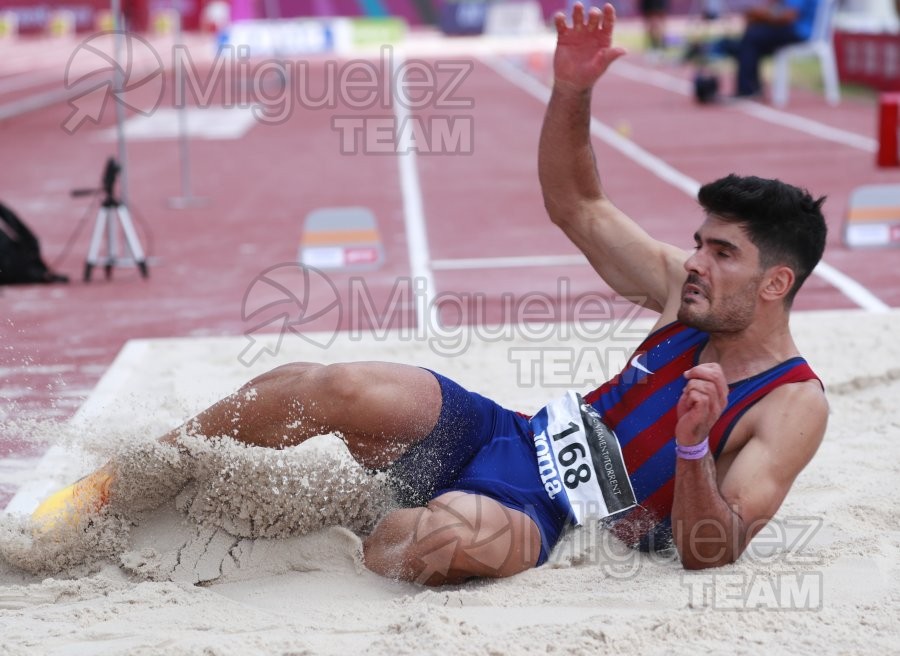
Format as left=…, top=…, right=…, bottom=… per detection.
left=2, top=311, right=898, bottom=654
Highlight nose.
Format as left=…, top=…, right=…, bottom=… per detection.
left=684, top=248, right=706, bottom=275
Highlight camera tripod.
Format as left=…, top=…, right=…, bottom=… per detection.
left=76, top=158, right=149, bottom=282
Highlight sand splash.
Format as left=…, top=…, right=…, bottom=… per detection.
left=0, top=427, right=394, bottom=581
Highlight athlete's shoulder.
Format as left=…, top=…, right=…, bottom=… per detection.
left=721, top=375, right=828, bottom=462
left=761, top=374, right=828, bottom=414
left=764, top=378, right=828, bottom=465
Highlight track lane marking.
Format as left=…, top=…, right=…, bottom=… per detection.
left=392, top=54, right=439, bottom=329
left=482, top=56, right=890, bottom=313
left=611, top=60, right=878, bottom=153
left=432, top=254, right=587, bottom=270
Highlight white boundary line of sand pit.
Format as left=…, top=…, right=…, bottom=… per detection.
left=4, top=340, right=152, bottom=515
left=482, top=55, right=891, bottom=313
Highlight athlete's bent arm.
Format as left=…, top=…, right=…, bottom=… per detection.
left=670, top=365, right=828, bottom=568
left=538, top=3, right=686, bottom=313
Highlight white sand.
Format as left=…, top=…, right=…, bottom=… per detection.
left=1, top=311, right=899, bottom=655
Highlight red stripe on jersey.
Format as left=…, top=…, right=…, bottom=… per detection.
left=709, top=362, right=821, bottom=449
left=582, top=322, right=691, bottom=407
left=622, top=404, right=679, bottom=471
left=603, top=347, right=698, bottom=427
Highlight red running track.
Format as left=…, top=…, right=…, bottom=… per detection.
left=1, top=34, right=897, bottom=507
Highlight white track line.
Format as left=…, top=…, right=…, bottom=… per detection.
left=612, top=60, right=878, bottom=153
left=432, top=254, right=588, bottom=270
left=392, top=54, right=438, bottom=329
left=812, top=261, right=890, bottom=311
left=483, top=56, right=890, bottom=313
left=4, top=340, right=152, bottom=515
left=0, top=70, right=60, bottom=96
left=0, top=83, right=86, bottom=121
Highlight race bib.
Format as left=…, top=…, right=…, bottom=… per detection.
left=530, top=391, right=636, bottom=525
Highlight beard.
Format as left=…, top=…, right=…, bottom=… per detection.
left=677, top=274, right=761, bottom=333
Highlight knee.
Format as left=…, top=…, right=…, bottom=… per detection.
left=242, top=362, right=320, bottom=390
left=305, top=362, right=370, bottom=406
left=238, top=363, right=337, bottom=411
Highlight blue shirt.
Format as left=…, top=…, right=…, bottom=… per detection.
left=785, top=0, right=821, bottom=41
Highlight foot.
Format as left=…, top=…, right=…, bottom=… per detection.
left=31, top=468, right=113, bottom=534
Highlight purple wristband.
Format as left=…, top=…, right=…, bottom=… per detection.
left=675, top=437, right=709, bottom=460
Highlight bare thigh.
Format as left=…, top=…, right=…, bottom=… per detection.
left=162, top=361, right=443, bottom=469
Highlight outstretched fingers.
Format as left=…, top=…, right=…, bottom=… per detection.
left=586, top=6, right=602, bottom=31
left=553, top=11, right=567, bottom=35
left=555, top=2, right=599, bottom=34
left=599, top=3, right=616, bottom=39
left=571, top=1, right=585, bottom=27
left=552, top=2, right=626, bottom=88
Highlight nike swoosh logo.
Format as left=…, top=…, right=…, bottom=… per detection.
left=630, top=354, right=654, bottom=375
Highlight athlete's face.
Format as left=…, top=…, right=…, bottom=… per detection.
left=677, top=216, right=766, bottom=333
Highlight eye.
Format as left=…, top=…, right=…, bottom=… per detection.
left=716, top=250, right=731, bottom=259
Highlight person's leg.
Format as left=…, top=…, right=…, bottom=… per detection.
left=32, top=362, right=444, bottom=530
left=736, top=23, right=801, bottom=96
left=639, top=0, right=667, bottom=51
left=160, top=361, right=443, bottom=468
left=645, top=12, right=666, bottom=51
left=363, top=491, right=541, bottom=585
left=711, top=36, right=739, bottom=59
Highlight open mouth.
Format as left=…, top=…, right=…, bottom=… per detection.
left=682, top=282, right=707, bottom=302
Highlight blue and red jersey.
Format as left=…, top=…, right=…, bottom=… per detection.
left=583, top=321, right=821, bottom=550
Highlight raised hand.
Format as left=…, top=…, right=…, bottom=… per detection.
left=675, top=363, right=729, bottom=446
left=552, top=2, right=627, bottom=93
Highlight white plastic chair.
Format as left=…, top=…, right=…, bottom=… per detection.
left=771, top=0, right=841, bottom=106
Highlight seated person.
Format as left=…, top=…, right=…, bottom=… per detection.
left=686, top=0, right=821, bottom=98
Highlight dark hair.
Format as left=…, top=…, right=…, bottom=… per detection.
left=697, top=174, right=827, bottom=304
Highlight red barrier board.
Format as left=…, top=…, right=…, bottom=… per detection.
left=834, top=31, right=900, bottom=92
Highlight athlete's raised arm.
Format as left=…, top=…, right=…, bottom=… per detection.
left=538, top=3, right=686, bottom=315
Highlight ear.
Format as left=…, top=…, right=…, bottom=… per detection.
left=760, top=265, right=795, bottom=302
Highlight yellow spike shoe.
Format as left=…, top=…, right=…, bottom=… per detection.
left=31, top=469, right=113, bottom=534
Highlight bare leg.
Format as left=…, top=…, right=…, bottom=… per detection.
left=160, top=361, right=443, bottom=468
left=644, top=13, right=666, bottom=51
left=32, top=362, right=443, bottom=530
left=363, top=491, right=542, bottom=585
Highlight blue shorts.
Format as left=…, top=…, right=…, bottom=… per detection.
left=386, top=371, right=570, bottom=566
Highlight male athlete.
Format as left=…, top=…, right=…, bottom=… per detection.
left=33, top=3, right=828, bottom=584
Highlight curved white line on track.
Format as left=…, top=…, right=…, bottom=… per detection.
left=611, top=60, right=879, bottom=153
left=482, top=56, right=890, bottom=313
left=813, top=261, right=890, bottom=312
